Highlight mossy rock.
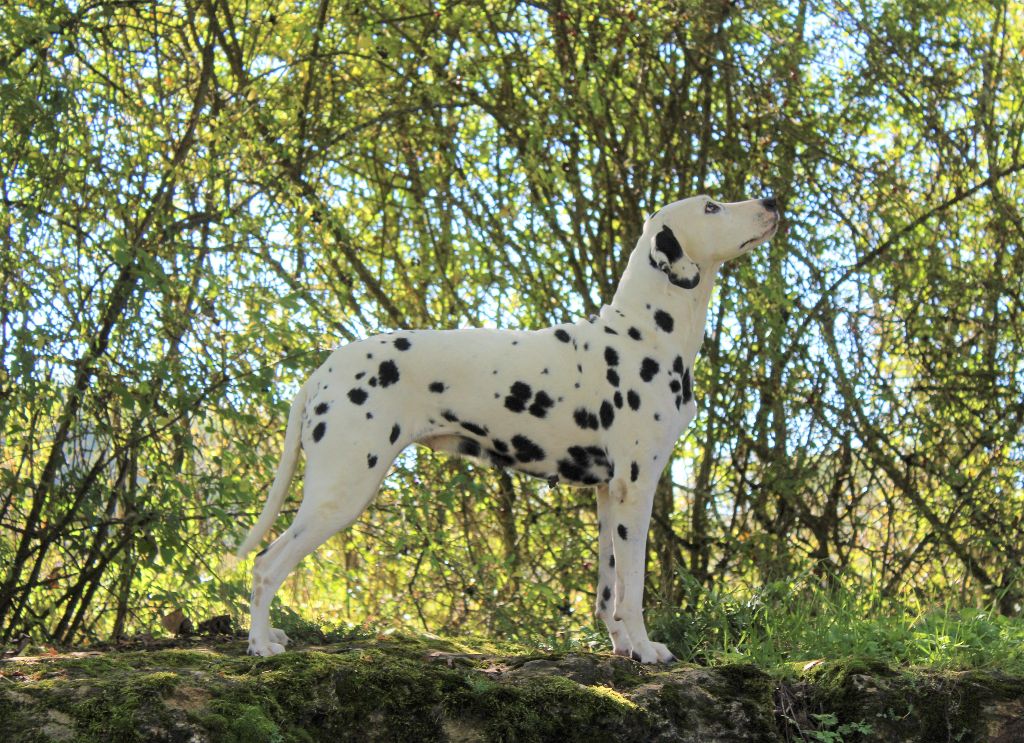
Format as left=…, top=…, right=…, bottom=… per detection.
left=777, top=658, right=1024, bottom=742
left=1, top=637, right=1021, bottom=742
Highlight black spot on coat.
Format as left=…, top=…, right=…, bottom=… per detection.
left=600, top=400, right=615, bottom=429
left=389, top=424, right=401, bottom=445
left=654, top=310, right=674, bottom=333
left=554, top=329, right=571, bottom=343
left=630, top=461, right=639, bottom=482
left=505, top=381, right=534, bottom=412
left=488, top=450, right=516, bottom=468
left=617, top=524, right=628, bottom=540
left=312, top=421, right=326, bottom=442
left=367, top=453, right=378, bottom=468
left=627, top=390, right=640, bottom=410
left=573, top=407, right=599, bottom=430
left=348, top=388, right=368, bottom=405
left=640, top=358, right=660, bottom=382
left=529, top=391, right=555, bottom=418
left=558, top=459, right=586, bottom=482
left=314, top=402, right=329, bottom=415
left=512, top=434, right=545, bottom=463
left=378, top=360, right=400, bottom=387
left=461, top=421, right=488, bottom=437
left=505, top=396, right=526, bottom=412
left=604, top=347, right=619, bottom=366
left=394, top=337, right=411, bottom=351
left=429, top=381, right=445, bottom=393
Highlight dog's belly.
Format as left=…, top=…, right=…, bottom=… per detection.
left=416, top=427, right=612, bottom=487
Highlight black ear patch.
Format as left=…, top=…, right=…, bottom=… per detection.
left=650, top=225, right=700, bottom=290
left=655, top=225, right=683, bottom=262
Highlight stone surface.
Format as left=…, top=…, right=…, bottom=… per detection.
left=0, top=635, right=1021, bottom=742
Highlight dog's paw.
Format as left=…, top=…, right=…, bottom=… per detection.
left=608, top=628, right=633, bottom=657
left=649, top=641, right=678, bottom=664
left=268, top=627, right=291, bottom=646
left=247, top=641, right=286, bottom=657
left=628, top=640, right=677, bottom=664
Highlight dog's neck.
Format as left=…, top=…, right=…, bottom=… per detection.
left=603, top=231, right=719, bottom=367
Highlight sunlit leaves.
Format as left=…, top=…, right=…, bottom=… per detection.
left=1, top=0, right=1022, bottom=645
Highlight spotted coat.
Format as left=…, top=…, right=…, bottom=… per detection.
left=237, top=194, right=780, bottom=663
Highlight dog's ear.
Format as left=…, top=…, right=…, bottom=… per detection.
left=649, top=225, right=700, bottom=289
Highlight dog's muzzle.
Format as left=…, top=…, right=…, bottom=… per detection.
left=739, top=198, right=780, bottom=251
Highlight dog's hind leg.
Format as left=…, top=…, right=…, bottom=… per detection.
left=595, top=483, right=632, bottom=656
left=246, top=463, right=385, bottom=657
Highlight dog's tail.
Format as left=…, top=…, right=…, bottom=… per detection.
left=235, top=381, right=308, bottom=560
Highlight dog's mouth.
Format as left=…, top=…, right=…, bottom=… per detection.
left=739, top=219, right=779, bottom=251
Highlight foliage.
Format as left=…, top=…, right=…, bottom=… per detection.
left=1, top=0, right=1022, bottom=647
left=646, top=570, right=1024, bottom=675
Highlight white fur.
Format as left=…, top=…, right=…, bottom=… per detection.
left=237, top=195, right=779, bottom=661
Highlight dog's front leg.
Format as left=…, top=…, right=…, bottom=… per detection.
left=608, top=476, right=677, bottom=664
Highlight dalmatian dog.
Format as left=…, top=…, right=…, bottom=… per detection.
left=236, top=194, right=779, bottom=661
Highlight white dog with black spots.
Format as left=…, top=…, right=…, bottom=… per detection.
left=237, top=194, right=779, bottom=662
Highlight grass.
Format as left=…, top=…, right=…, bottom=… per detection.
left=263, top=571, right=1024, bottom=679
left=643, top=571, right=1024, bottom=676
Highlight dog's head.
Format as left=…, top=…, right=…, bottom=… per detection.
left=646, top=196, right=779, bottom=289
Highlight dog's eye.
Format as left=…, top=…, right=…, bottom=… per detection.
left=704, top=202, right=721, bottom=214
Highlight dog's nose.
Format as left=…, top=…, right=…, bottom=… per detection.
left=761, top=196, right=778, bottom=212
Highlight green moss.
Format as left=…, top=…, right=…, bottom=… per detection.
left=193, top=701, right=284, bottom=743
left=135, top=671, right=181, bottom=693
left=3, top=635, right=1022, bottom=742
left=455, top=673, right=649, bottom=743
left=796, top=658, right=894, bottom=690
